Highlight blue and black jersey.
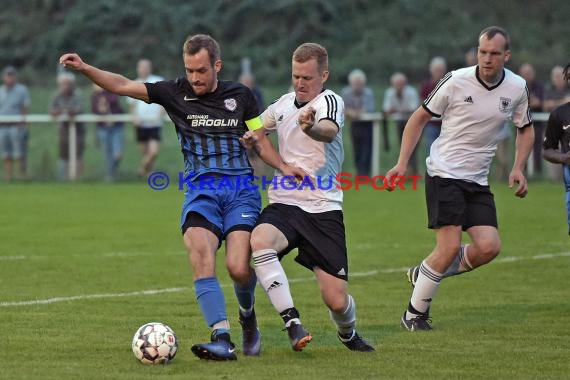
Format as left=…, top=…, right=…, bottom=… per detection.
left=146, top=78, right=262, bottom=180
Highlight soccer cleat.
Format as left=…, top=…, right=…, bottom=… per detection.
left=406, top=266, right=420, bottom=288
left=286, top=322, right=312, bottom=351
left=337, top=331, right=375, bottom=352
left=238, top=308, right=261, bottom=356
left=401, top=312, right=432, bottom=331
left=191, top=330, right=237, bottom=361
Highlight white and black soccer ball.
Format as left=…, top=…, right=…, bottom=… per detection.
left=132, top=322, right=178, bottom=364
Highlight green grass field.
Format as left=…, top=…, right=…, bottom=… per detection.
left=1, top=181, right=568, bottom=379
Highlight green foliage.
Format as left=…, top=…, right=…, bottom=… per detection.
left=1, top=0, right=568, bottom=86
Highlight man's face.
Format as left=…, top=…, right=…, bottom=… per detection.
left=137, top=60, right=152, bottom=79
left=350, top=77, right=365, bottom=94
left=518, top=64, right=535, bottom=82
left=551, top=67, right=566, bottom=89
left=393, top=77, right=406, bottom=93
left=477, top=34, right=510, bottom=82
left=184, top=49, right=221, bottom=96
left=292, top=58, right=328, bottom=103
left=430, top=64, right=446, bottom=81
left=3, top=73, right=16, bottom=87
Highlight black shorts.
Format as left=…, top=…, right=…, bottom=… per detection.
left=135, top=127, right=161, bottom=142
left=257, top=203, right=348, bottom=280
left=425, top=174, right=498, bottom=231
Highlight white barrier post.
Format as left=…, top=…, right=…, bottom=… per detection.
left=68, top=119, right=77, bottom=180
left=371, top=120, right=381, bottom=176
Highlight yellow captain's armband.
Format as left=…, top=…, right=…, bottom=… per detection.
left=245, top=116, right=263, bottom=131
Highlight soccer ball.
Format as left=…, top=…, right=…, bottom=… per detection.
left=132, top=322, right=178, bottom=364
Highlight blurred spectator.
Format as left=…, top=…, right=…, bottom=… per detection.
left=465, top=47, right=477, bottom=66
left=91, top=84, right=124, bottom=181
left=50, top=72, right=85, bottom=180
left=383, top=72, right=420, bottom=174
left=128, top=59, right=164, bottom=177
left=0, top=66, right=31, bottom=181
left=239, top=72, right=269, bottom=177
left=518, top=63, right=545, bottom=176
left=420, top=57, right=447, bottom=156
left=239, top=72, right=265, bottom=112
left=544, top=65, right=570, bottom=112
left=342, top=69, right=375, bottom=175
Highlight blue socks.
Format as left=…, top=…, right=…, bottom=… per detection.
left=233, top=272, right=257, bottom=316
left=194, top=277, right=227, bottom=328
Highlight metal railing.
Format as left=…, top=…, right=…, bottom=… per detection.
left=0, top=112, right=551, bottom=180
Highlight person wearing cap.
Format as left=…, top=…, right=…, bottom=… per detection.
left=0, top=66, right=31, bottom=181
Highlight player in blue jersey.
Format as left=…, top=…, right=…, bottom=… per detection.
left=60, top=34, right=305, bottom=361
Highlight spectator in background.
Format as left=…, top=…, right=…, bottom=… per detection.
left=342, top=69, right=375, bottom=175
left=0, top=66, right=31, bottom=181
left=420, top=57, right=447, bottom=156
left=543, top=65, right=570, bottom=180
left=518, top=63, right=545, bottom=176
left=544, top=65, right=570, bottom=112
left=91, top=84, right=124, bottom=181
left=465, top=47, right=477, bottom=67
left=50, top=72, right=85, bottom=180
left=239, top=73, right=264, bottom=112
left=383, top=72, right=420, bottom=174
left=128, top=59, right=164, bottom=177
left=239, top=72, right=268, bottom=177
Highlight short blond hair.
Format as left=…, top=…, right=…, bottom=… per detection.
left=292, top=43, right=328, bottom=73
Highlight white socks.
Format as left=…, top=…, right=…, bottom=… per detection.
left=407, top=260, right=442, bottom=319
left=252, top=249, right=294, bottom=313
left=330, top=294, right=356, bottom=336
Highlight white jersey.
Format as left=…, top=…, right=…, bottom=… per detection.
left=424, top=66, right=532, bottom=185
left=129, top=74, right=165, bottom=128
left=262, top=89, right=344, bottom=213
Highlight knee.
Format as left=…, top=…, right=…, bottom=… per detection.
left=322, top=291, right=348, bottom=313
left=250, top=229, right=271, bottom=252
left=438, top=242, right=462, bottom=258
left=476, top=238, right=501, bottom=260
left=227, top=262, right=251, bottom=284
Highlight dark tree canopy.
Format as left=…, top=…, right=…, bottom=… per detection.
left=1, top=0, right=568, bottom=85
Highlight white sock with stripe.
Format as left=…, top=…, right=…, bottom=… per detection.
left=406, top=260, right=442, bottom=319
left=252, top=249, right=295, bottom=314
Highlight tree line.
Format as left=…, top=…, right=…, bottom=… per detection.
left=1, top=0, right=568, bottom=86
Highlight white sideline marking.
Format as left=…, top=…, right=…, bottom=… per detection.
left=0, top=255, right=27, bottom=261
left=1, top=251, right=569, bottom=308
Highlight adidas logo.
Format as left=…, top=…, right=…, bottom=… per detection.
left=266, top=280, right=282, bottom=292
left=278, top=115, right=284, bottom=121
left=464, top=96, right=473, bottom=103
left=422, top=298, right=432, bottom=303
left=337, top=268, right=346, bottom=276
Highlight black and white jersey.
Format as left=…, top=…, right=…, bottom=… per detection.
left=262, top=90, right=344, bottom=212
left=423, top=66, right=532, bottom=185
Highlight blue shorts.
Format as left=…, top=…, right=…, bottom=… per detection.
left=180, top=174, right=261, bottom=240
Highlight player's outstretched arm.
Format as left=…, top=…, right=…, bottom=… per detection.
left=385, top=106, right=432, bottom=189
left=59, top=53, right=149, bottom=102
left=509, top=124, right=534, bottom=198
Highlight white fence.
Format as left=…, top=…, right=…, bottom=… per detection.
left=0, top=112, right=551, bottom=180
